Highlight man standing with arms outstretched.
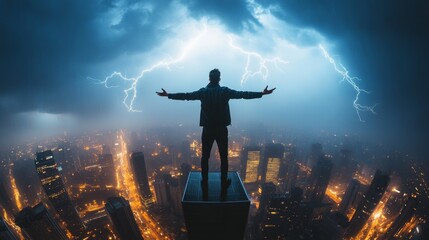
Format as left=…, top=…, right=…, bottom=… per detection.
left=156, top=69, right=275, bottom=196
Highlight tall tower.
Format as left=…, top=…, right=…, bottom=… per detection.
left=307, top=143, right=322, bottom=168
left=35, top=150, right=83, bottom=236
left=130, top=152, right=153, bottom=207
left=99, top=144, right=116, bottom=188
left=105, top=196, right=144, bottom=240
left=261, top=144, right=284, bottom=184
left=345, top=170, right=390, bottom=238
left=338, top=179, right=362, bottom=216
left=308, top=156, right=333, bottom=204
left=14, top=202, right=68, bottom=240
left=240, top=146, right=261, bottom=184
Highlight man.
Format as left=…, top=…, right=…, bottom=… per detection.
left=156, top=69, right=275, bottom=192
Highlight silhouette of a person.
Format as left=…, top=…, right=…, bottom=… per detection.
left=157, top=69, right=275, bottom=195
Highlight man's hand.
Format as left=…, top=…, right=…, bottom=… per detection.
left=262, top=85, right=276, bottom=95
left=156, top=88, right=168, bottom=97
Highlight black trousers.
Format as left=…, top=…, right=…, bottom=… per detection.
left=201, top=126, right=228, bottom=181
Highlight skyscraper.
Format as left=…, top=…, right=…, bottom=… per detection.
left=35, top=150, right=83, bottom=236
left=105, top=196, right=144, bottom=240
left=14, top=202, right=68, bottom=240
left=130, top=152, right=153, bottom=207
left=260, top=194, right=287, bottom=239
left=240, top=146, right=261, bottom=184
left=308, top=156, right=333, bottom=204
left=345, top=170, right=390, bottom=238
left=261, top=144, right=284, bottom=184
left=338, top=179, right=362, bottom=216
left=307, top=143, right=322, bottom=168
left=99, top=145, right=116, bottom=188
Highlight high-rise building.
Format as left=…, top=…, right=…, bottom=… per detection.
left=338, top=179, right=361, bottom=216
left=307, top=143, right=322, bottom=168
left=14, top=202, right=68, bottom=240
left=308, top=156, right=333, bottom=204
left=99, top=150, right=116, bottom=188
left=345, top=170, right=390, bottom=238
left=240, top=146, right=261, bottom=184
left=261, top=194, right=286, bottom=239
left=153, top=174, right=169, bottom=207
left=0, top=217, right=18, bottom=240
left=182, top=171, right=250, bottom=240
left=130, top=152, right=153, bottom=207
left=35, top=150, right=83, bottom=236
left=105, top=196, right=144, bottom=240
left=381, top=195, right=419, bottom=240
left=261, top=144, right=284, bottom=184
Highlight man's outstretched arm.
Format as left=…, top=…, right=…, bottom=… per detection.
left=228, top=85, right=276, bottom=99
left=156, top=88, right=203, bottom=100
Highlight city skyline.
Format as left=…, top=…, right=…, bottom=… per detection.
left=0, top=127, right=428, bottom=239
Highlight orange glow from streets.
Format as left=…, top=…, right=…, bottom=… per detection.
left=9, top=168, right=23, bottom=210
left=353, top=192, right=393, bottom=240
left=115, top=130, right=169, bottom=240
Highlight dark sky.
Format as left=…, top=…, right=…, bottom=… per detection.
left=1, top=0, right=428, bottom=159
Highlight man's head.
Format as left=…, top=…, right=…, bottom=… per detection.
left=209, top=68, right=221, bottom=83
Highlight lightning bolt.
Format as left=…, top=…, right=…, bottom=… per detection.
left=319, top=44, right=376, bottom=122
left=228, top=36, right=288, bottom=85
left=96, top=25, right=208, bottom=112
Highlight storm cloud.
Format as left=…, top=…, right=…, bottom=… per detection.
left=1, top=0, right=428, bottom=158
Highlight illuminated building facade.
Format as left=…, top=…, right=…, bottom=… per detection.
left=345, top=169, right=390, bottom=238
left=14, top=202, right=68, bottom=240
left=261, top=144, right=284, bottom=184
left=260, top=194, right=286, bottom=239
left=240, top=146, right=261, bottom=184
left=105, top=196, right=144, bottom=240
left=35, top=150, right=83, bottom=236
left=130, top=152, right=153, bottom=207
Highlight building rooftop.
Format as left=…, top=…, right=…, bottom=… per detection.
left=182, top=171, right=250, bottom=202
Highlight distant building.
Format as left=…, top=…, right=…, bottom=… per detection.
left=240, top=146, right=261, bottom=184
left=260, top=194, right=287, bottom=239
left=261, top=144, right=284, bottom=184
left=35, top=150, right=84, bottom=236
left=99, top=151, right=116, bottom=188
left=105, top=196, right=144, bottom=240
left=308, top=156, right=333, bottom=204
left=15, top=202, right=68, bottom=240
left=0, top=217, right=18, bottom=240
left=338, top=179, right=362, bottom=216
left=130, top=152, right=153, bottom=208
left=345, top=170, right=390, bottom=238
left=307, top=143, right=322, bottom=169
